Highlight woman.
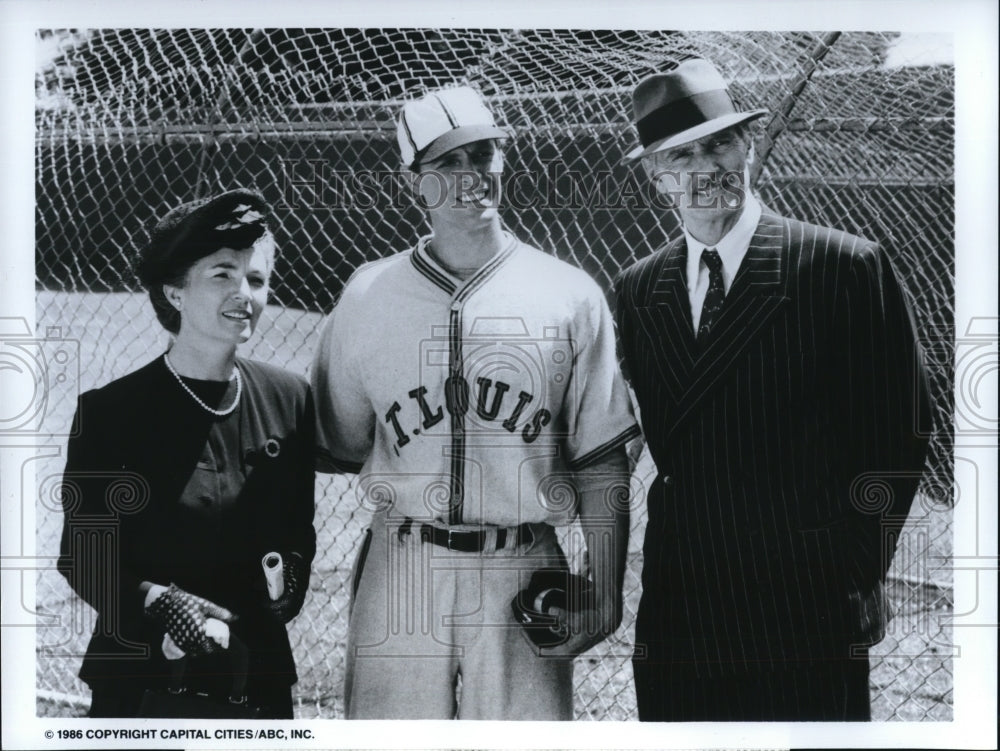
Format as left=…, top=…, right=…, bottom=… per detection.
left=57, top=189, right=316, bottom=718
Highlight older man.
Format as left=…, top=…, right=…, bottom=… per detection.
left=615, top=58, right=931, bottom=721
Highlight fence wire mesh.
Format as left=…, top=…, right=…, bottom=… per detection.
left=34, top=29, right=953, bottom=720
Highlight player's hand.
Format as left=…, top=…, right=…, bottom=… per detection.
left=538, top=600, right=621, bottom=658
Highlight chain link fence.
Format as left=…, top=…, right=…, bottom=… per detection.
left=34, top=29, right=954, bottom=720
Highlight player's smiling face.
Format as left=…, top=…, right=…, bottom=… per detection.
left=166, top=238, right=273, bottom=349
left=415, top=139, right=504, bottom=220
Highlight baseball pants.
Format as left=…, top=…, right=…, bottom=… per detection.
left=343, top=513, right=574, bottom=720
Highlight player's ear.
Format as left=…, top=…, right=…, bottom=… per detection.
left=399, top=166, right=419, bottom=207
left=492, top=138, right=507, bottom=170
left=401, top=165, right=419, bottom=198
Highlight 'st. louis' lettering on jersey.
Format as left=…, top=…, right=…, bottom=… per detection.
left=384, top=375, right=551, bottom=451
left=312, top=233, right=639, bottom=527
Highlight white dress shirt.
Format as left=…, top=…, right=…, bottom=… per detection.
left=684, top=193, right=762, bottom=333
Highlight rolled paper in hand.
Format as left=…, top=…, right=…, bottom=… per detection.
left=161, top=633, right=185, bottom=660
left=262, top=552, right=284, bottom=600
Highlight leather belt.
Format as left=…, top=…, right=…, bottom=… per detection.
left=396, top=517, right=536, bottom=553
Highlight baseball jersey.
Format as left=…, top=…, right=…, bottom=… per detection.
left=312, top=233, right=639, bottom=527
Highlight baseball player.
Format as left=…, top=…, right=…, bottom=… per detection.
left=311, top=86, right=639, bottom=720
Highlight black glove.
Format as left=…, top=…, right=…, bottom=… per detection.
left=266, top=552, right=309, bottom=624
left=144, top=583, right=236, bottom=657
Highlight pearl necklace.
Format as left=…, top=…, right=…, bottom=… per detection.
left=163, top=353, right=242, bottom=416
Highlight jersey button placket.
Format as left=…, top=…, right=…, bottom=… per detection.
left=446, top=299, right=467, bottom=525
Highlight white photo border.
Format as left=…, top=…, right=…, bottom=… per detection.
left=3, top=1, right=996, bottom=749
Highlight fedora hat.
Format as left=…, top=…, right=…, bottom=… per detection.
left=624, top=58, right=767, bottom=163
left=397, top=86, right=509, bottom=170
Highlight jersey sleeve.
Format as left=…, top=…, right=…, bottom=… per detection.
left=562, top=287, right=641, bottom=471
left=311, top=291, right=375, bottom=474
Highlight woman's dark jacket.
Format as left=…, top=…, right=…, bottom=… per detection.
left=57, top=355, right=317, bottom=693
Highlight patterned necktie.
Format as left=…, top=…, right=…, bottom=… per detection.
left=698, top=248, right=725, bottom=341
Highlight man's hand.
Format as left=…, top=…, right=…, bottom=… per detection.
left=537, top=445, right=630, bottom=658
left=265, top=552, right=309, bottom=624
left=539, top=600, right=622, bottom=658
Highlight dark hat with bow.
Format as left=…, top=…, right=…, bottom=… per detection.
left=135, top=188, right=271, bottom=287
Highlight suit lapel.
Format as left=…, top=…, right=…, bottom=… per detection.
left=639, top=238, right=697, bottom=401
left=666, top=213, right=791, bottom=440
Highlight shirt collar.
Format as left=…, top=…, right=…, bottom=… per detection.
left=684, top=193, right=762, bottom=291
left=411, top=231, right=520, bottom=298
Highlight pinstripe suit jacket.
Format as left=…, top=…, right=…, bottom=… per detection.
left=615, top=211, right=931, bottom=676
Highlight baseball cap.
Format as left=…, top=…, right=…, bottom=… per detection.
left=397, top=86, right=509, bottom=170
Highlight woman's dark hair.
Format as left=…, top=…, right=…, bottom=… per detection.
left=134, top=189, right=271, bottom=334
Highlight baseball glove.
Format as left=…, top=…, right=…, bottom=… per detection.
left=510, top=568, right=595, bottom=648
